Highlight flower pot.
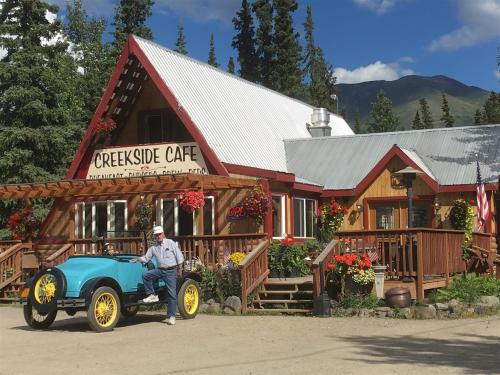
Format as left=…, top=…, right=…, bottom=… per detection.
left=345, top=276, right=373, bottom=296
left=269, top=269, right=285, bottom=278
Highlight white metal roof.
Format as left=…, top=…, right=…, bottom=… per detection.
left=134, top=36, right=353, bottom=173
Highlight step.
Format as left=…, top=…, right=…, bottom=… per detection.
left=259, top=289, right=313, bottom=295
left=255, top=299, right=313, bottom=304
left=246, top=308, right=312, bottom=314
left=265, top=276, right=313, bottom=285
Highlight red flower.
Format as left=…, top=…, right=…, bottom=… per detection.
left=469, top=199, right=475, bottom=206
left=177, top=190, right=205, bottom=213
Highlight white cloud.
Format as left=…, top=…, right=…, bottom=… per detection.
left=352, top=0, right=404, bottom=15
left=156, top=0, right=239, bottom=25
left=428, top=0, right=500, bottom=51
left=495, top=70, right=500, bottom=79
left=334, top=60, right=415, bottom=84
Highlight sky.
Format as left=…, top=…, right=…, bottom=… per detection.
left=47, top=0, right=500, bottom=91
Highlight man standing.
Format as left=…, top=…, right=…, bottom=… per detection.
left=131, top=226, right=184, bottom=325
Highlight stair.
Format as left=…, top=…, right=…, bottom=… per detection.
left=247, top=276, right=314, bottom=314
left=0, top=280, right=24, bottom=303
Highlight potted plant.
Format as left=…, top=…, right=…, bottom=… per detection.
left=317, top=199, right=348, bottom=243
left=327, top=253, right=375, bottom=299
left=7, top=208, right=41, bottom=241
left=268, top=242, right=286, bottom=278
left=282, top=244, right=310, bottom=277
left=177, top=190, right=205, bottom=213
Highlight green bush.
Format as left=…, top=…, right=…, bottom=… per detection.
left=200, top=266, right=241, bottom=303
left=433, top=274, right=500, bottom=303
left=337, top=293, right=380, bottom=310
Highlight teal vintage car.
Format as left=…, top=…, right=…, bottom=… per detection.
left=21, top=253, right=201, bottom=332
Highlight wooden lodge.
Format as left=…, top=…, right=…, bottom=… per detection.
left=0, top=35, right=499, bottom=310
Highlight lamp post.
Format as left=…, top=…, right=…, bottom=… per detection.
left=331, top=94, right=339, bottom=115
left=393, top=166, right=423, bottom=228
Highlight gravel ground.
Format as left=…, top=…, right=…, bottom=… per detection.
left=0, top=306, right=499, bottom=375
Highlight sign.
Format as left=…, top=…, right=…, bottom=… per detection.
left=86, top=142, right=208, bottom=179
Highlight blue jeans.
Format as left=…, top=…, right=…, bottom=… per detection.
left=142, top=268, right=177, bottom=318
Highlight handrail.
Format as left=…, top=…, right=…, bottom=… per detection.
left=311, top=239, right=338, bottom=299
left=0, top=240, right=21, bottom=253
left=239, top=239, right=270, bottom=314
left=0, top=242, right=32, bottom=295
left=45, top=243, right=74, bottom=266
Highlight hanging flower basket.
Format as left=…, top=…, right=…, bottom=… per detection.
left=227, top=186, right=271, bottom=225
left=177, top=190, right=205, bottom=213
left=317, top=199, right=348, bottom=243
left=7, top=208, right=41, bottom=241
left=94, top=117, right=117, bottom=134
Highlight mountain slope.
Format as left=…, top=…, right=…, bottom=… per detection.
left=337, top=75, right=490, bottom=131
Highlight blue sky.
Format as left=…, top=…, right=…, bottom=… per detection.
left=51, top=0, right=500, bottom=91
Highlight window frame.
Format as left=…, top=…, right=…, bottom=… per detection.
left=293, top=197, right=316, bottom=239
left=272, top=194, right=286, bottom=239
left=75, top=200, right=128, bottom=239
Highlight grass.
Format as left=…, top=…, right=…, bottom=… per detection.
left=429, top=274, right=500, bottom=304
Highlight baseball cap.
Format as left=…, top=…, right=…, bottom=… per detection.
left=153, top=226, right=164, bottom=235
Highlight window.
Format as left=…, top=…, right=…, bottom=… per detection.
left=141, top=109, right=192, bottom=144
left=75, top=201, right=128, bottom=238
left=156, top=196, right=214, bottom=236
left=272, top=195, right=286, bottom=238
left=412, top=207, right=427, bottom=227
left=293, top=198, right=316, bottom=238
left=376, top=207, right=394, bottom=229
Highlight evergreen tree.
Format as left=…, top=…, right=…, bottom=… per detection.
left=303, top=5, right=336, bottom=113
left=354, top=111, right=362, bottom=134
left=340, top=106, right=348, bottom=121
left=174, top=22, right=188, bottom=55
left=272, top=0, right=304, bottom=99
left=412, top=111, right=423, bottom=130
left=419, top=98, right=434, bottom=129
left=367, top=90, right=399, bottom=133
left=482, top=92, right=500, bottom=124
left=474, top=109, right=484, bottom=125
left=232, top=0, right=259, bottom=82
left=65, top=0, right=113, bottom=124
left=0, top=0, right=84, bottom=227
left=253, top=0, right=274, bottom=88
left=227, top=57, right=236, bottom=74
left=111, top=0, right=154, bottom=59
left=440, top=93, right=454, bottom=127
left=207, top=33, right=219, bottom=68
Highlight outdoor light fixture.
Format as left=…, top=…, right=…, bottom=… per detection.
left=433, top=197, right=441, bottom=215
left=356, top=203, right=363, bottom=213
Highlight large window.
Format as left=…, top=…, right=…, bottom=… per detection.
left=75, top=201, right=128, bottom=238
left=156, top=197, right=214, bottom=236
left=293, top=198, right=316, bottom=238
left=272, top=195, right=286, bottom=238
left=376, top=207, right=394, bottom=229
left=141, top=109, right=191, bottom=144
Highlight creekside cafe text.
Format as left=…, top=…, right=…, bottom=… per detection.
left=86, top=142, right=208, bottom=179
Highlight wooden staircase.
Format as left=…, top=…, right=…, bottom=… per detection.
left=248, top=276, right=314, bottom=314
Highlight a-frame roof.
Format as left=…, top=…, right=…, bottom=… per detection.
left=67, top=35, right=353, bottom=180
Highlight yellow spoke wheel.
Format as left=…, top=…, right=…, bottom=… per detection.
left=87, top=286, right=121, bottom=332
left=177, top=279, right=201, bottom=319
left=34, top=274, right=57, bottom=304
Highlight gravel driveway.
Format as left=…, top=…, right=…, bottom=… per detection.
left=1, top=306, right=499, bottom=375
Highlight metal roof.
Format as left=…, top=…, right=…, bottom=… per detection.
left=134, top=36, right=353, bottom=173
left=284, top=125, right=500, bottom=190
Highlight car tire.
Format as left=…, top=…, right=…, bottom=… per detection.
left=177, top=279, right=201, bottom=319
left=87, top=286, right=121, bottom=332
left=29, top=268, right=66, bottom=314
left=23, top=301, right=57, bottom=329
left=121, top=305, right=139, bottom=318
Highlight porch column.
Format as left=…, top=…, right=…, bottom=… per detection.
left=259, top=179, right=273, bottom=240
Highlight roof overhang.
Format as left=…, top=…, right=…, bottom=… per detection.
left=0, top=174, right=258, bottom=200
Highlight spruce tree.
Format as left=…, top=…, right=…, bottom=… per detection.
left=474, top=109, right=484, bottom=125
left=232, top=0, right=259, bottom=82
left=207, top=33, right=219, bottom=68
left=340, top=107, right=348, bottom=121
left=111, top=0, right=154, bottom=59
left=482, top=92, right=500, bottom=124
left=354, top=111, right=362, bottom=134
left=412, top=111, right=423, bottom=130
left=367, top=90, right=400, bottom=133
left=227, top=57, right=236, bottom=74
left=65, top=0, right=114, bottom=124
left=272, top=0, right=304, bottom=99
left=440, top=93, right=454, bottom=127
left=174, top=22, right=188, bottom=55
left=303, top=5, right=336, bottom=113
left=0, top=0, right=84, bottom=227
left=419, top=98, right=434, bottom=129
left=253, top=0, right=274, bottom=88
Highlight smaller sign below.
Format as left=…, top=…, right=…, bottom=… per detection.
left=86, top=142, right=208, bottom=179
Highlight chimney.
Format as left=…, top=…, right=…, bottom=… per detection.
left=308, top=108, right=331, bottom=137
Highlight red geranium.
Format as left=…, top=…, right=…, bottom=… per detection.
left=94, top=117, right=117, bottom=134
left=7, top=208, right=41, bottom=241
left=177, top=190, right=205, bottom=213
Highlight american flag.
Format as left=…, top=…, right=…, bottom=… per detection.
left=367, top=247, right=379, bottom=263
left=476, top=159, right=490, bottom=231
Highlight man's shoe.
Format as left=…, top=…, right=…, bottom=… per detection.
left=165, top=316, right=175, bottom=325
left=141, top=294, right=159, bottom=303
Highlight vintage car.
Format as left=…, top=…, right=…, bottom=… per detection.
left=21, top=252, right=201, bottom=332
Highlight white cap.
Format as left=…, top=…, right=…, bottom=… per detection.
left=153, top=226, right=164, bottom=235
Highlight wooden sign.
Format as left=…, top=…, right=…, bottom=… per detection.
left=86, top=142, right=208, bottom=179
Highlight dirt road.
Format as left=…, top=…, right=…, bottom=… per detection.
left=0, top=306, right=499, bottom=375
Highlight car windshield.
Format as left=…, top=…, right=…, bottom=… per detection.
left=99, top=230, right=152, bottom=256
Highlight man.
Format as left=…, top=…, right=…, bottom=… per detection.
left=131, top=226, right=184, bottom=325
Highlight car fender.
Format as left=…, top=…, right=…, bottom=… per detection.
left=177, top=272, right=202, bottom=293
left=80, top=277, right=123, bottom=307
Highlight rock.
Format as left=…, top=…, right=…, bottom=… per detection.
left=448, top=299, right=465, bottom=314
left=434, top=303, right=449, bottom=311
left=412, top=305, right=437, bottom=319
left=376, top=311, right=387, bottom=318
left=375, top=307, right=392, bottom=313
left=199, top=303, right=209, bottom=313
left=386, top=309, right=394, bottom=318
left=206, top=298, right=216, bottom=305
left=223, top=306, right=237, bottom=315
left=344, top=308, right=355, bottom=316
left=223, top=296, right=242, bottom=315
left=358, top=308, right=375, bottom=318
left=206, top=302, right=221, bottom=314
left=401, top=307, right=413, bottom=319
left=478, top=296, right=500, bottom=307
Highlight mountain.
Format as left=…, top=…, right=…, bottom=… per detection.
left=336, top=75, right=491, bottom=131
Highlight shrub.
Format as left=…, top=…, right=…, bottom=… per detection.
left=434, top=274, right=500, bottom=303
left=337, top=294, right=379, bottom=310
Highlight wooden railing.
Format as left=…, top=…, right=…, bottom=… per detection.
left=472, top=232, right=492, bottom=252
left=45, top=244, right=74, bottom=266
left=0, top=242, right=31, bottom=292
left=239, top=239, right=270, bottom=314
left=69, top=233, right=267, bottom=268
left=311, top=239, right=339, bottom=300
left=0, top=240, right=21, bottom=254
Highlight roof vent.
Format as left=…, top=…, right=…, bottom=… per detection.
left=308, top=108, right=331, bottom=137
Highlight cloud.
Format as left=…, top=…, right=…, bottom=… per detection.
left=428, top=0, right=500, bottom=51
left=495, top=70, right=500, bottom=79
left=47, top=0, right=116, bottom=16
left=155, top=0, right=239, bottom=25
left=334, top=60, right=415, bottom=84
left=352, top=0, right=404, bottom=15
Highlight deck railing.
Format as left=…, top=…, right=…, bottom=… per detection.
left=239, top=239, right=270, bottom=313
left=311, top=239, right=339, bottom=300
left=45, top=243, right=75, bottom=266
left=0, top=240, right=21, bottom=254
left=0, top=242, right=32, bottom=294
